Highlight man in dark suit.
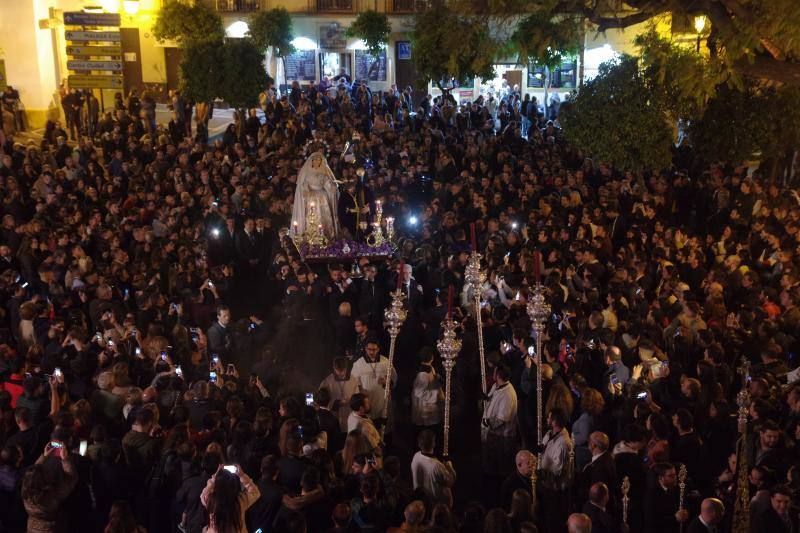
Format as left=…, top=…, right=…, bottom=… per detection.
left=500, top=450, right=535, bottom=508
left=314, top=387, right=344, bottom=452
left=685, top=498, right=725, bottom=533
left=254, top=217, right=275, bottom=270
left=206, top=305, right=233, bottom=362
left=582, top=482, right=619, bottom=533
left=577, top=432, right=617, bottom=507
left=752, top=485, right=797, bottom=533
left=357, top=264, right=386, bottom=328
left=398, top=263, right=424, bottom=317
left=235, top=217, right=260, bottom=275
left=643, top=462, right=689, bottom=533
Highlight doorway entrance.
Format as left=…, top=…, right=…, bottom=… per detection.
left=320, top=51, right=352, bottom=80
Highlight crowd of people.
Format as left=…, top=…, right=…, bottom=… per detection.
left=0, top=70, right=799, bottom=533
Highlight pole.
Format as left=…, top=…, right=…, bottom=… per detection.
left=438, top=316, right=461, bottom=456
left=526, top=262, right=550, bottom=447
left=380, top=287, right=406, bottom=443
left=475, top=294, right=486, bottom=395
left=465, top=249, right=486, bottom=397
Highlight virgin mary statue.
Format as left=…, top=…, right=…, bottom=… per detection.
left=292, top=151, right=340, bottom=241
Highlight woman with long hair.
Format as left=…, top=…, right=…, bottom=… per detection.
left=104, top=500, right=145, bottom=533
left=200, top=466, right=260, bottom=533
left=572, top=388, right=606, bottom=469
left=21, top=442, right=78, bottom=533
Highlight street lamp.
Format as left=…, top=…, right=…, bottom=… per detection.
left=694, top=15, right=707, bottom=53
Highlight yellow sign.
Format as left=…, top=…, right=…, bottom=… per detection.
left=67, top=45, right=122, bottom=56
left=68, top=74, right=123, bottom=89
left=65, top=30, right=121, bottom=42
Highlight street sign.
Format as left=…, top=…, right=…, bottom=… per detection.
left=67, top=45, right=122, bottom=56
left=63, top=12, right=121, bottom=26
left=68, top=74, right=123, bottom=89
left=65, top=30, right=120, bottom=42
left=68, top=60, right=123, bottom=71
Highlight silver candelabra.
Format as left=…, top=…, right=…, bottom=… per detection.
left=464, top=251, right=487, bottom=396
left=437, top=315, right=462, bottom=456
left=526, top=283, right=550, bottom=447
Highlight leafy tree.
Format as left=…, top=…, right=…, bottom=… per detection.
left=410, top=3, right=498, bottom=92
left=248, top=7, right=296, bottom=84
left=345, top=10, right=392, bottom=57
left=509, top=11, right=581, bottom=70
left=560, top=56, right=673, bottom=171
left=689, top=84, right=800, bottom=169
left=219, top=39, right=268, bottom=113
left=152, top=0, right=224, bottom=46
left=180, top=38, right=267, bottom=134
left=179, top=40, right=223, bottom=104
left=413, top=0, right=800, bottom=96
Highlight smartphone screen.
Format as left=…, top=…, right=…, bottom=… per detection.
left=79, top=440, right=88, bottom=456
left=305, top=393, right=314, bottom=406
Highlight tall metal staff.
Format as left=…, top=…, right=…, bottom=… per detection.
left=526, top=251, right=550, bottom=446
left=529, top=453, right=539, bottom=515
left=678, top=464, right=688, bottom=533
left=437, top=295, right=461, bottom=456
left=380, top=263, right=407, bottom=442
left=732, top=359, right=752, bottom=533
left=466, top=223, right=486, bottom=396
left=621, top=476, right=630, bottom=528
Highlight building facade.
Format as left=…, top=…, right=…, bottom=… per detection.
left=0, top=0, right=693, bottom=128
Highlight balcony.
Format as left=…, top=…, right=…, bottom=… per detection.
left=316, top=0, right=353, bottom=13
left=390, top=0, right=421, bottom=12
left=215, top=0, right=261, bottom=13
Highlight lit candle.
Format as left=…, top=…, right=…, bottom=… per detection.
left=292, top=221, right=298, bottom=235
left=397, top=261, right=404, bottom=290
left=447, top=284, right=453, bottom=318
left=533, top=250, right=541, bottom=283
left=470, top=222, right=477, bottom=251
left=376, top=200, right=382, bottom=216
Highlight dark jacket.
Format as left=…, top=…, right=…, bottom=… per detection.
left=643, top=484, right=681, bottom=533
left=175, top=472, right=211, bottom=533
left=121, top=429, right=160, bottom=485
left=206, top=322, right=233, bottom=361
left=582, top=501, right=618, bottom=533
left=752, top=507, right=797, bottom=533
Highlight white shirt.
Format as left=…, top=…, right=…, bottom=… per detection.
left=347, top=411, right=380, bottom=451
left=320, top=373, right=360, bottom=432
left=410, top=451, right=456, bottom=505
left=482, top=382, right=517, bottom=437
left=351, top=355, right=396, bottom=418
left=411, top=369, right=443, bottom=426
left=540, top=427, right=573, bottom=490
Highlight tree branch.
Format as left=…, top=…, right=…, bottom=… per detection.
left=735, top=56, right=800, bottom=86
left=588, top=10, right=658, bottom=31
left=715, top=0, right=786, bottom=60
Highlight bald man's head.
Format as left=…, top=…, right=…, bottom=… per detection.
left=589, top=431, right=609, bottom=453
left=516, top=450, right=535, bottom=476
left=700, top=498, right=724, bottom=525
left=589, top=482, right=609, bottom=507
left=567, top=513, right=592, bottom=533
